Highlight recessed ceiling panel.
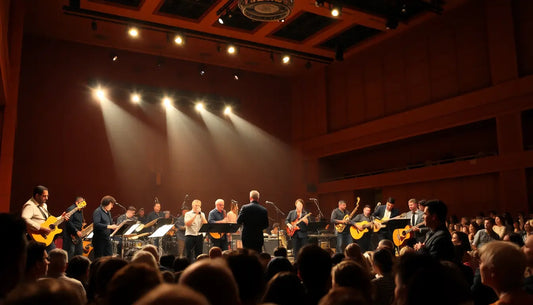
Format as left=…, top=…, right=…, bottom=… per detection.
left=271, top=12, right=337, bottom=42
left=157, top=0, right=216, bottom=20
left=319, top=24, right=382, bottom=50
left=93, top=0, right=143, bottom=8
left=216, top=6, right=264, bottom=32
left=336, top=0, right=433, bottom=19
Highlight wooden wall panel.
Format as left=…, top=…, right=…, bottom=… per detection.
left=513, top=0, right=533, bottom=77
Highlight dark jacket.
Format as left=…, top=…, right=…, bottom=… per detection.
left=419, top=226, right=455, bottom=262
left=373, top=205, right=400, bottom=219
left=93, top=207, right=112, bottom=240
left=237, top=201, right=268, bottom=251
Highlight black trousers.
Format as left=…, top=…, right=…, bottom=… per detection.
left=210, top=237, right=228, bottom=251
left=63, top=234, right=83, bottom=260
left=185, top=235, right=204, bottom=262
left=93, top=236, right=112, bottom=259
left=292, top=235, right=308, bottom=257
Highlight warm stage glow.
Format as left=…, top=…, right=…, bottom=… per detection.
left=195, top=102, right=205, bottom=112
left=282, top=55, right=291, bottom=64
left=128, top=27, right=139, bottom=38
left=331, top=8, right=340, bottom=17
left=162, top=97, right=172, bottom=108
left=227, top=45, right=236, bottom=55
left=131, top=93, right=141, bottom=103
left=224, top=106, right=232, bottom=115
left=93, top=87, right=107, bottom=101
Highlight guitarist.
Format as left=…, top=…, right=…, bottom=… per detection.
left=404, top=198, right=425, bottom=246
left=62, top=196, right=85, bottom=260
left=373, top=197, right=400, bottom=242
left=353, top=205, right=373, bottom=252
left=208, top=199, right=229, bottom=250
left=330, top=200, right=352, bottom=254
left=21, top=185, right=66, bottom=252
left=285, top=198, right=309, bottom=257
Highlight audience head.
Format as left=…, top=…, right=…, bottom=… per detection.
left=0, top=213, right=27, bottom=298
left=209, top=247, right=223, bottom=259
left=372, top=249, right=394, bottom=275
left=132, top=250, right=158, bottom=270
left=5, top=278, right=84, bottom=305
left=141, top=245, right=160, bottom=263
left=273, top=247, right=287, bottom=258
left=159, top=255, right=175, bottom=270
left=331, top=260, right=372, bottom=303
left=106, top=263, right=163, bottom=305
left=179, top=258, right=240, bottom=305
left=172, top=257, right=190, bottom=272
left=331, top=253, right=345, bottom=266
left=296, top=245, right=332, bottom=300
left=421, top=199, right=447, bottom=229
left=262, top=272, right=306, bottom=305
left=265, top=257, right=293, bottom=281
left=318, top=287, right=370, bottom=305
left=479, top=241, right=526, bottom=293
left=133, top=283, right=209, bottom=305
left=24, top=241, right=48, bottom=282
left=47, top=248, right=68, bottom=276
left=93, top=257, right=128, bottom=301
left=66, top=255, right=90, bottom=284
left=225, top=249, right=264, bottom=305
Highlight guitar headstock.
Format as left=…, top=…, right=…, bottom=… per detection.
left=76, top=201, right=87, bottom=209
left=355, top=197, right=360, bottom=212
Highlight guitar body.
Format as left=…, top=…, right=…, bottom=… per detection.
left=334, top=215, right=350, bottom=233
left=286, top=213, right=312, bottom=237
left=350, top=221, right=371, bottom=240
left=209, top=232, right=225, bottom=239
left=31, top=216, right=62, bottom=246
left=393, top=225, right=412, bottom=247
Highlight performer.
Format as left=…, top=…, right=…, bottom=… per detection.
left=285, top=198, right=309, bottom=257
left=373, top=197, right=400, bottom=242
left=352, top=205, right=373, bottom=252
left=331, top=200, right=352, bottom=253
left=227, top=201, right=238, bottom=223
left=146, top=201, right=163, bottom=224
left=208, top=199, right=229, bottom=250
left=21, top=185, right=58, bottom=252
left=184, top=199, right=207, bottom=262
left=236, top=190, right=269, bottom=253
left=405, top=198, right=425, bottom=245
left=62, top=196, right=85, bottom=260
left=174, top=207, right=187, bottom=257
left=117, top=206, right=137, bottom=225
left=92, top=195, right=118, bottom=258
left=137, top=208, right=146, bottom=224
left=226, top=201, right=241, bottom=249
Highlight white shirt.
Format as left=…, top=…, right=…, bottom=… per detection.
left=184, top=210, right=205, bottom=236
left=21, top=198, right=49, bottom=231
left=383, top=209, right=391, bottom=220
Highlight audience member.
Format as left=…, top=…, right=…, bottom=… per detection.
left=132, top=250, right=158, bottom=270
left=297, top=245, right=332, bottom=305
left=226, top=249, right=265, bottom=305
left=45, top=248, right=86, bottom=303
left=5, top=278, right=84, bottom=305
left=0, top=213, right=27, bottom=300
left=331, top=260, right=372, bottom=304
left=262, top=272, right=306, bottom=305
left=132, top=283, right=209, bottom=305
left=106, top=263, right=163, bottom=305
left=65, top=255, right=90, bottom=290
left=265, top=256, right=293, bottom=281
left=24, top=241, right=48, bottom=282
left=371, top=249, right=395, bottom=305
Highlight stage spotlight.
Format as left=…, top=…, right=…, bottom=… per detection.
left=174, top=34, right=184, bottom=45
left=227, top=45, right=237, bottom=55
left=224, top=106, right=232, bottom=115
left=331, top=7, right=341, bottom=17
left=218, top=17, right=224, bottom=24
left=282, top=55, right=291, bottom=64
left=195, top=102, right=205, bottom=112
left=162, top=97, right=172, bottom=108
left=131, top=93, right=141, bottom=103
left=233, top=72, right=239, bottom=80
left=128, top=27, right=139, bottom=38
left=110, top=52, right=118, bottom=62
left=93, top=87, right=107, bottom=101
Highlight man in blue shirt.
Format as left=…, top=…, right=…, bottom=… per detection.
left=208, top=199, right=228, bottom=250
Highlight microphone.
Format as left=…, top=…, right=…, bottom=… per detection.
left=231, top=199, right=238, bottom=203
left=115, top=202, right=127, bottom=210
left=309, top=198, right=317, bottom=201
left=265, top=200, right=274, bottom=204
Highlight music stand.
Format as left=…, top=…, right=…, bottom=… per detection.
left=306, top=221, right=330, bottom=234
left=200, top=223, right=240, bottom=234
left=111, top=220, right=136, bottom=257
left=149, top=224, right=176, bottom=256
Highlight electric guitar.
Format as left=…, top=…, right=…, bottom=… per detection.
left=334, top=197, right=360, bottom=233
left=72, top=223, right=93, bottom=244
left=286, top=213, right=312, bottom=237
left=30, top=201, right=87, bottom=246
left=350, top=220, right=375, bottom=240
left=392, top=221, right=426, bottom=247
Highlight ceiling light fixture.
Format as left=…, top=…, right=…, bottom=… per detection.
left=282, top=55, right=291, bottom=64
left=174, top=34, right=184, bottom=45
left=128, top=26, right=139, bottom=37
left=227, top=45, right=237, bottom=55
left=238, top=0, right=294, bottom=22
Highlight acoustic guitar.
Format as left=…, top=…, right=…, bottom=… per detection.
left=334, top=197, right=360, bottom=233
left=350, top=220, right=375, bottom=240
left=392, top=222, right=425, bottom=247
left=30, top=201, right=87, bottom=246
left=286, top=213, right=312, bottom=237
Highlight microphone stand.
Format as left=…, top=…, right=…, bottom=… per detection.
left=267, top=201, right=285, bottom=248
left=311, top=198, right=325, bottom=221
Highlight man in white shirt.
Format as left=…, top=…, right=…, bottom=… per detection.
left=45, top=248, right=87, bottom=304
left=184, top=199, right=207, bottom=262
left=21, top=185, right=60, bottom=252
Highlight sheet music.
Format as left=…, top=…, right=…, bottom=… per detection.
left=125, top=223, right=141, bottom=235
left=86, top=232, right=93, bottom=239
left=148, top=224, right=175, bottom=238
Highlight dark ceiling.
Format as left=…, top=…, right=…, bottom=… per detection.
left=22, top=0, right=465, bottom=76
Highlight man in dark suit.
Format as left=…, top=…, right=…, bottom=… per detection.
left=63, top=196, right=85, bottom=260
left=414, top=199, right=454, bottom=262
left=373, top=197, right=400, bottom=242
left=93, top=195, right=118, bottom=258
left=237, top=190, right=269, bottom=253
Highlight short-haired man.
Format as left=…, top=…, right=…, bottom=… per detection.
left=285, top=198, right=309, bottom=257
left=373, top=197, right=400, bottom=242
left=117, top=206, right=137, bottom=225
left=92, top=195, right=118, bottom=258
left=405, top=198, right=425, bottom=245
left=146, top=202, right=162, bottom=224
left=237, top=190, right=269, bottom=253
left=352, top=205, right=373, bottom=252
left=21, top=185, right=55, bottom=251
left=185, top=200, right=207, bottom=262
left=331, top=200, right=352, bottom=254
left=62, top=197, right=86, bottom=260
left=46, top=248, right=86, bottom=303
left=208, top=199, right=228, bottom=250
left=414, top=199, right=454, bottom=261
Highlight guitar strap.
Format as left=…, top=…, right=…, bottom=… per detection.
left=37, top=205, right=49, bottom=219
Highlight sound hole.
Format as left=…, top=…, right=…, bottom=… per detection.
left=49, top=224, right=55, bottom=229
